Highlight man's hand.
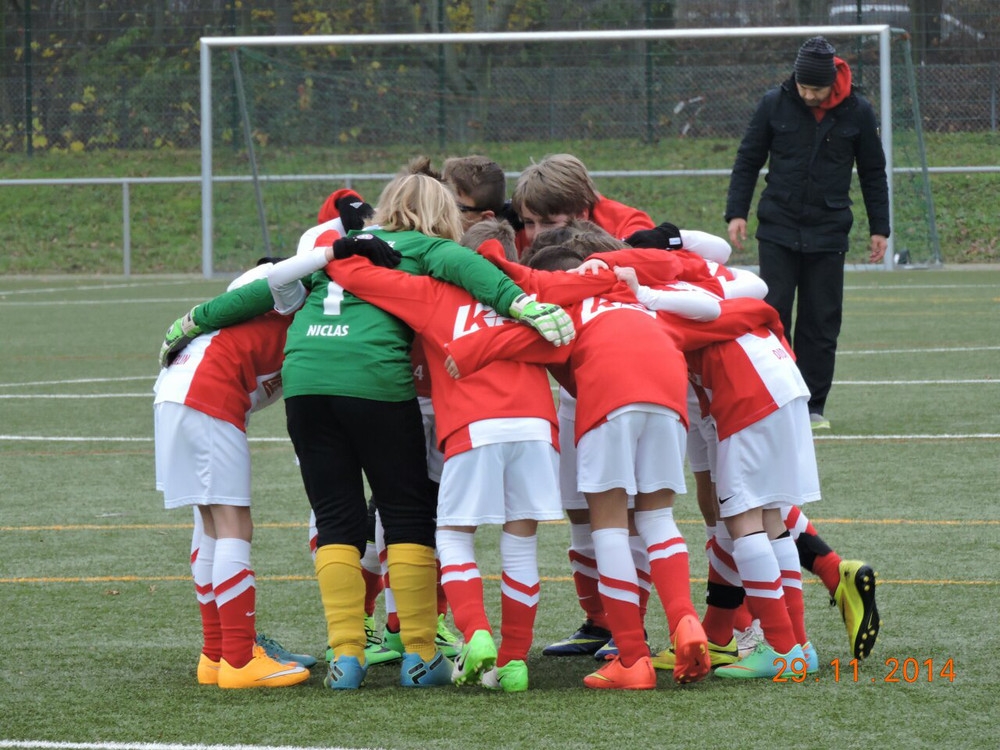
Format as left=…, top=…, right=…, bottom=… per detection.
left=870, top=234, right=888, bottom=263
left=159, top=308, right=202, bottom=367
left=336, top=194, right=374, bottom=233
left=332, top=233, right=402, bottom=268
left=508, top=294, right=575, bottom=347
left=623, top=221, right=683, bottom=250
left=727, top=218, right=748, bottom=251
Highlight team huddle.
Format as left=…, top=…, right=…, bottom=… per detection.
left=153, top=147, right=882, bottom=693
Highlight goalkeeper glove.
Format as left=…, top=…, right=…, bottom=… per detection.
left=335, top=194, right=375, bottom=233
left=332, top=233, right=402, bottom=268
left=159, top=308, right=203, bottom=368
left=508, top=293, right=575, bottom=347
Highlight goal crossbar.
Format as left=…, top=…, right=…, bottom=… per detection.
left=199, top=25, right=895, bottom=277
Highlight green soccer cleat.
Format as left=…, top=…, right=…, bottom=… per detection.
left=834, top=560, right=881, bottom=659
left=435, top=613, right=462, bottom=659
left=451, top=629, right=497, bottom=685
left=735, top=619, right=765, bottom=657
left=803, top=641, right=819, bottom=674
left=714, top=642, right=806, bottom=680
left=542, top=619, right=612, bottom=656
left=255, top=633, right=317, bottom=669
left=809, top=413, right=831, bottom=431
left=481, top=659, right=529, bottom=693
left=364, top=614, right=402, bottom=665
left=652, top=636, right=740, bottom=671
left=383, top=626, right=405, bottom=655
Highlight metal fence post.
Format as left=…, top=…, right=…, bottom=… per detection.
left=122, top=181, right=131, bottom=276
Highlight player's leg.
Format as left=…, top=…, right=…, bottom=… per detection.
left=543, top=395, right=612, bottom=656
left=578, top=415, right=656, bottom=690
left=436, top=446, right=507, bottom=686
left=358, top=396, right=448, bottom=687
left=419, top=406, right=462, bottom=658
left=483, top=441, right=562, bottom=692
left=190, top=508, right=222, bottom=684
left=712, top=416, right=805, bottom=680
left=632, top=410, right=709, bottom=684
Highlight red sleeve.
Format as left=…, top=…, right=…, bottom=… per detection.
left=475, top=252, right=621, bottom=307
left=324, top=257, right=438, bottom=333
left=444, top=323, right=570, bottom=377
left=589, top=248, right=718, bottom=288
left=664, top=297, right=783, bottom=351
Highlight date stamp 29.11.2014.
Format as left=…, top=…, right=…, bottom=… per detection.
left=772, top=656, right=956, bottom=683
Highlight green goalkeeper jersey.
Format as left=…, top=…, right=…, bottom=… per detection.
left=280, top=228, right=524, bottom=401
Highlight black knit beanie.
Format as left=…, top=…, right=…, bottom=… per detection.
left=794, top=36, right=837, bottom=87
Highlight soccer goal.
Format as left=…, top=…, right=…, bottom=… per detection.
left=198, top=26, right=940, bottom=277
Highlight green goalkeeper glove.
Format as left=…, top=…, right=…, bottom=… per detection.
left=508, top=294, right=575, bottom=347
left=159, top=308, right=203, bottom=367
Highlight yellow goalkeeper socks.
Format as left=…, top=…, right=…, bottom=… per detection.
left=386, top=543, right=439, bottom=661
left=315, top=544, right=366, bottom=663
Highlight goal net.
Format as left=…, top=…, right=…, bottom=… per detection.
left=198, top=26, right=939, bottom=276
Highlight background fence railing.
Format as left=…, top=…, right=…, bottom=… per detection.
left=3, top=165, right=991, bottom=276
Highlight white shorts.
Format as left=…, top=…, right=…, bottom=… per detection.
left=558, top=405, right=587, bottom=511
left=437, top=441, right=563, bottom=526
left=687, top=404, right=718, bottom=476
left=576, top=406, right=687, bottom=496
left=154, top=401, right=251, bottom=509
left=419, top=397, right=444, bottom=483
left=685, top=383, right=717, bottom=475
left=714, top=397, right=821, bottom=518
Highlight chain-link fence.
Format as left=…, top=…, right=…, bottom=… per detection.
left=2, top=53, right=997, bottom=151
left=1, top=2, right=999, bottom=152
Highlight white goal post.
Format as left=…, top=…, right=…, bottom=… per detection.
left=198, top=26, right=895, bottom=278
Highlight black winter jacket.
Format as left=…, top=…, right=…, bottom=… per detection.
left=725, top=77, right=891, bottom=253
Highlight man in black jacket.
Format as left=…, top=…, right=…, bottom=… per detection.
left=725, top=36, right=890, bottom=430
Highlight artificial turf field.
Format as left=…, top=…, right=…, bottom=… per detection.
left=1, top=268, right=998, bottom=750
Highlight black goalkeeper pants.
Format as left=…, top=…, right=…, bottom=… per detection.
left=285, top=394, right=437, bottom=555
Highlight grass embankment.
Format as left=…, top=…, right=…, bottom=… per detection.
left=1, top=132, right=996, bottom=274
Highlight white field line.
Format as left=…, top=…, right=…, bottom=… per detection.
left=0, top=394, right=154, bottom=399
left=0, top=360, right=997, bottom=441
left=0, top=344, right=996, bottom=391
left=4, top=377, right=1000, bottom=400
left=1, top=433, right=997, bottom=443
left=0, top=275, right=997, bottom=302
left=0, top=742, right=372, bottom=750
left=0, top=376, right=152, bottom=387
left=0, top=298, right=209, bottom=306
left=838, top=346, right=1000, bottom=355
left=0, top=279, right=198, bottom=296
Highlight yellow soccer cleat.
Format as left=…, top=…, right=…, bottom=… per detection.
left=834, top=560, right=881, bottom=659
left=196, top=653, right=220, bottom=685
left=218, top=644, right=310, bottom=689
